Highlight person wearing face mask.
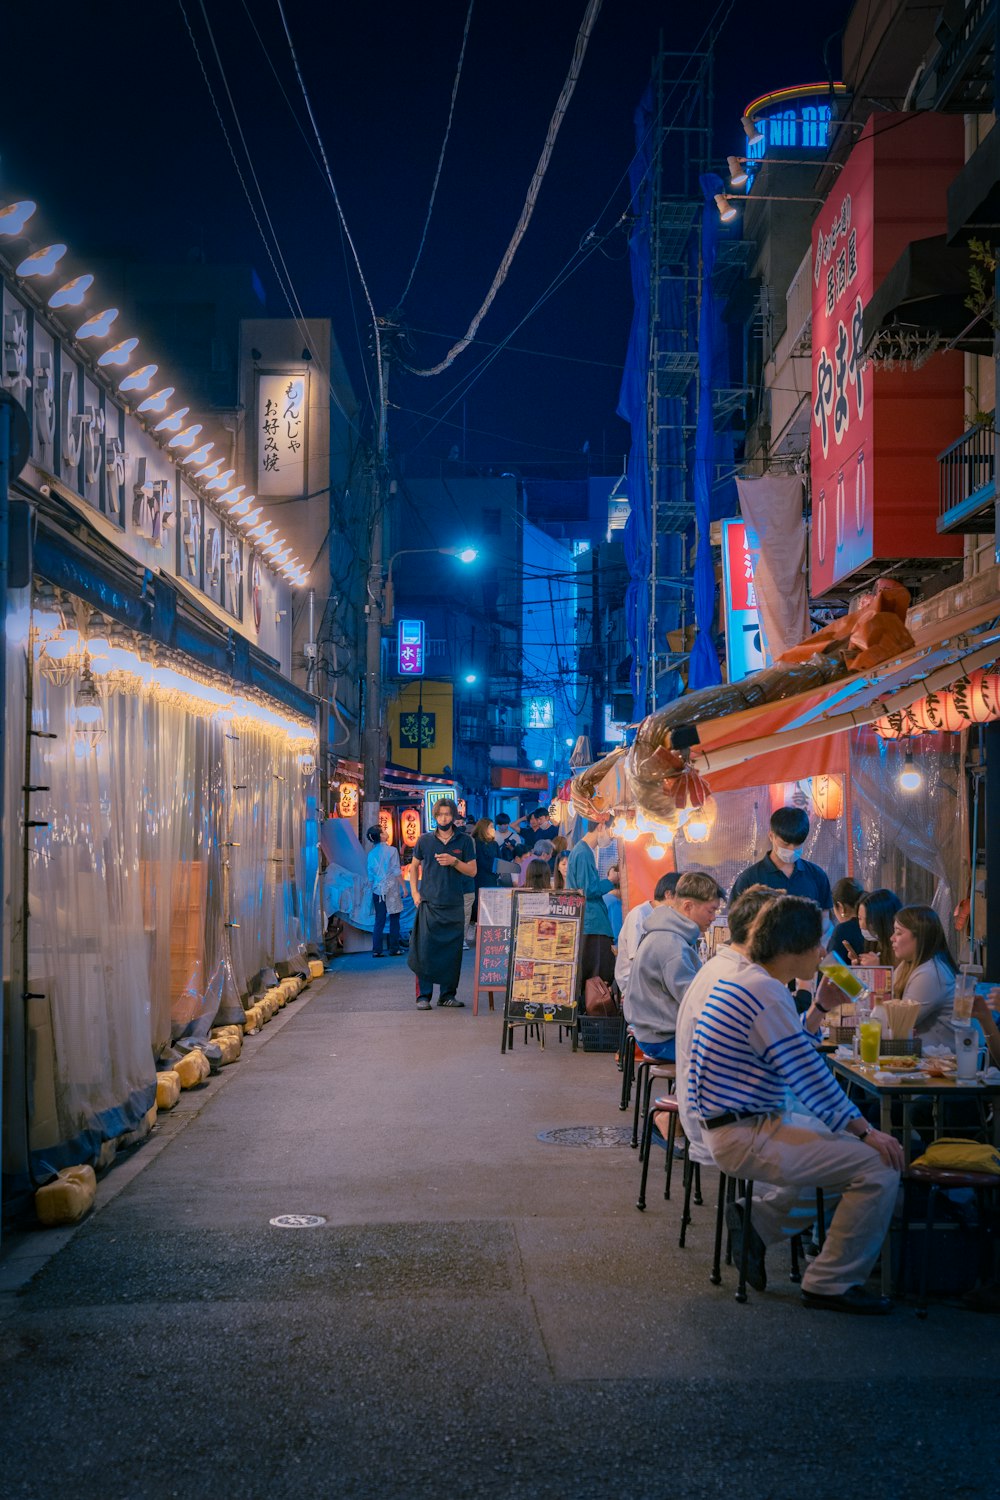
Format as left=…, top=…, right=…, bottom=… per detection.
left=407, top=798, right=477, bottom=1010
left=729, top=806, right=833, bottom=923
left=566, top=819, right=620, bottom=999
left=829, top=877, right=865, bottom=964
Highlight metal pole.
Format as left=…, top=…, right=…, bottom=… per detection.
left=362, top=365, right=389, bottom=838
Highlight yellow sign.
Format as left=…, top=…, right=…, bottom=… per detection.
left=338, top=782, right=359, bottom=818
left=400, top=807, right=421, bottom=847
left=388, top=681, right=453, bottom=775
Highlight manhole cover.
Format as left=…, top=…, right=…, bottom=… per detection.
left=536, top=1125, right=633, bottom=1149
left=269, top=1213, right=327, bottom=1228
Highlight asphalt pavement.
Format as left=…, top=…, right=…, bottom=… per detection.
left=1, top=953, right=996, bottom=1500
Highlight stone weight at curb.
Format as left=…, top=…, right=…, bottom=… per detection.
left=35, top=1164, right=97, bottom=1226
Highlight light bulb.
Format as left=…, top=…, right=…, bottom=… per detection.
left=612, top=815, right=627, bottom=837
left=647, top=840, right=665, bottom=860
left=899, top=749, right=922, bottom=793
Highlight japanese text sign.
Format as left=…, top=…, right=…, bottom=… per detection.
left=720, top=520, right=768, bottom=682
left=397, top=618, right=425, bottom=677
left=258, top=372, right=307, bottom=496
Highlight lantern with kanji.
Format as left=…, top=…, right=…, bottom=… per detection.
left=812, top=774, right=844, bottom=821
left=906, top=688, right=966, bottom=734
left=400, top=807, right=421, bottom=848
left=338, top=782, right=359, bottom=818
left=954, top=669, right=1000, bottom=724
left=379, top=808, right=394, bottom=845
left=872, top=706, right=918, bottom=740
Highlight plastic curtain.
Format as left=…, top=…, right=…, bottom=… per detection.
left=3, top=594, right=30, bottom=1192
left=618, top=83, right=654, bottom=716
left=848, top=728, right=966, bottom=933
left=688, top=175, right=725, bottom=692
left=672, top=785, right=848, bottom=899
left=6, top=592, right=320, bottom=1183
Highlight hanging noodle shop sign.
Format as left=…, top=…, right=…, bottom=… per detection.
left=258, top=372, right=307, bottom=496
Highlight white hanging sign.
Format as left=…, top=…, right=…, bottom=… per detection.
left=257, top=372, right=307, bottom=496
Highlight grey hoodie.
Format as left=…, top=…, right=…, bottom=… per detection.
left=624, top=904, right=702, bottom=1045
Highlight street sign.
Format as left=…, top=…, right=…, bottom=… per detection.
left=397, top=618, right=425, bottom=676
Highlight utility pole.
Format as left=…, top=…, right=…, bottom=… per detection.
left=361, top=344, right=390, bottom=840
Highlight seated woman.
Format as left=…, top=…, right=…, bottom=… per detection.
left=854, top=888, right=902, bottom=968
left=890, top=904, right=958, bottom=1043
left=829, top=877, right=864, bottom=963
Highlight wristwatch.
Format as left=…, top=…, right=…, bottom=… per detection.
left=856, top=1123, right=872, bottom=1140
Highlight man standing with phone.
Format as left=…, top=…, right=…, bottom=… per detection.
left=407, top=799, right=477, bottom=1010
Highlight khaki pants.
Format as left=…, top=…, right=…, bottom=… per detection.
left=706, top=1113, right=899, bottom=1296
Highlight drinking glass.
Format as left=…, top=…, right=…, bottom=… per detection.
left=858, top=1019, right=882, bottom=1067
left=818, top=959, right=868, bottom=1001
left=954, top=971, right=976, bottom=1024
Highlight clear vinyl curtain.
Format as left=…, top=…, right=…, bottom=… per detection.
left=2, top=592, right=320, bottom=1187
left=672, top=785, right=849, bottom=897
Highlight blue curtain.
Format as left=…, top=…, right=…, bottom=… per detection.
left=688, top=173, right=726, bottom=691
left=618, top=86, right=654, bottom=716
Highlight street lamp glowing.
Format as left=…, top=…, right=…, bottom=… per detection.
left=457, top=547, right=478, bottom=564
left=463, top=672, right=477, bottom=684
left=533, top=758, right=544, bottom=769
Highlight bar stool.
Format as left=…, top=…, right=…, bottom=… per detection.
left=632, top=1060, right=677, bottom=1148
left=710, top=1176, right=826, bottom=1303
left=636, top=1097, right=679, bottom=1211
left=899, top=1161, right=999, bottom=1317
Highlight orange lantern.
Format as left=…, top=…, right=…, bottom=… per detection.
left=872, top=707, right=917, bottom=740
left=338, top=782, right=359, bottom=818
left=812, top=774, right=844, bottom=821
left=956, top=669, right=1000, bottom=724
left=400, top=807, right=421, bottom=848
left=379, top=808, right=394, bottom=845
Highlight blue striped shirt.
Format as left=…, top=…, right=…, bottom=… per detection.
left=687, top=964, right=860, bottom=1134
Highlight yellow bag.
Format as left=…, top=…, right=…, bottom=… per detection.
left=913, top=1138, right=1000, bottom=1174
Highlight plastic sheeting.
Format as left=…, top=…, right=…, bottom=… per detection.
left=689, top=174, right=725, bottom=692
left=671, top=784, right=849, bottom=900
left=2, top=592, right=320, bottom=1188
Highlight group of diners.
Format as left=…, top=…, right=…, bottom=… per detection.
left=615, top=803, right=987, bottom=1316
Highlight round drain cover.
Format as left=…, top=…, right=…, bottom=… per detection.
left=269, top=1213, right=327, bottom=1228
left=536, top=1125, right=633, bottom=1149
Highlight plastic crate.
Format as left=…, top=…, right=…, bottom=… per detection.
left=578, top=1013, right=624, bottom=1053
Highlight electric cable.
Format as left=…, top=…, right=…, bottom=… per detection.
left=404, top=0, right=604, bottom=377
left=397, top=0, right=476, bottom=308
left=274, top=0, right=386, bottom=445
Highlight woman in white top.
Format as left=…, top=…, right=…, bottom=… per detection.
left=890, top=905, right=958, bottom=1044
left=366, top=825, right=404, bottom=957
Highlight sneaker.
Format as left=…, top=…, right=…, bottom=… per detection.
left=416, top=998, right=432, bottom=1011
left=437, top=995, right=465, bottom=1008
left=801, top=1285, right=892, bottom=1316
left=725, top=1201, right=768, bottom=1292
left=372, top=951, right=384, bottom=959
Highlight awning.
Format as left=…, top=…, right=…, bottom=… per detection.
left=862, top=235, right=991, bottom=357
left=689, top=596, right=1000, bottom=781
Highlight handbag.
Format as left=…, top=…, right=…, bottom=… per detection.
left=912, top=1138, right=1000, bottom=1175
left=584, top=976, right=618, bottom=1016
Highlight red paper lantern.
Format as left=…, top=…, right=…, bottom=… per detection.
left=811, top=774, right=843, bottom=821
left=400, top=807, right=421, bottom=848
left=379, top=808, right=394, bottom=845
left=956, top=670, right=1000, bottom=724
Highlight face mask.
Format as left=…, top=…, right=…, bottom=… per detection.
left=774, top=843, right=802, bottom=864
left=860, top=927, right=877, bottom=942
left=436, top=815, right=453, bottom=830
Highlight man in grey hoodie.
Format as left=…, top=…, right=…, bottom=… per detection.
left=625, top=871, right=724, bottom=1060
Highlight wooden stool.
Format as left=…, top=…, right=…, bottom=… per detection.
left=899, top=1162, right=999, bottom=1317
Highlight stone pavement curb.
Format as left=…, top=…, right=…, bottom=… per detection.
left=0, top=972, right=333, bottom=1306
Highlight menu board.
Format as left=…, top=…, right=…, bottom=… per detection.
left=502, top=889, right=584, bottom=1051
left=472, top=887, right=515, bottom=1015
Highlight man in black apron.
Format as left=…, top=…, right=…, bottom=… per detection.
left=407, top=798, right=477, bottom=1009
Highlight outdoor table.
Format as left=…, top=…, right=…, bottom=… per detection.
left=829, top=1055, right=1000, bottom=1295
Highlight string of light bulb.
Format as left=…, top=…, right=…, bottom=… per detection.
left=0, top=196, right=308, bottom=589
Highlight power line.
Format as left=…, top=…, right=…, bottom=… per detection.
left=397, top=0, right=476, bottom=309
left=404, top=0, right=604, bottom=378
left=274, top=0, right=387, bottom=447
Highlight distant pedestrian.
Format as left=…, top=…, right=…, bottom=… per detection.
left=553, top=852, right=569, bottom=891
left=470, top=816, right=499, bottom=924
left=366, top=825, right=404, bottom=958
left=407, top=798, right=477, bottom=1009
left=454, top=810, right=477, bottom=943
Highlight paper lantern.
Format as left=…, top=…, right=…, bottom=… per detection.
left=379, top=808, right=394, bottom=845
left=811, top=774, right=843, bottom=821
left=400, top=807, right=421, bottom=848
left=683, top=795, right=717, bottom=843
left=338, top=782, right=359, bottom=818
left=955, top=670, right=1000, bottom=724
left=872, top=707, right=918, bottom=740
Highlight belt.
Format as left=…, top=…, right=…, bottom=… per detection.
left=702, top=1110, right=764, bottom=1131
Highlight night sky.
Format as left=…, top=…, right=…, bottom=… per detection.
left=2, top=0, right=853, bottom=473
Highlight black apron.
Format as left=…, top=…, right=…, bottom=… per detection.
left=407, top=901, right=465, bottom=991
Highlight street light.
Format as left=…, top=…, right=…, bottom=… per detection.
left=382, top=544, right=479, bottom=624
left=463, top=672, right=478, bottom=685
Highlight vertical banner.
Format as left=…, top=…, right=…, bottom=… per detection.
left=720, top=519, right=768, bottom=681
left=397, top=618, right=425, bottom=676
left=258, top=372, right=307, bottom=496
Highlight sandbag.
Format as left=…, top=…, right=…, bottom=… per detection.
left=308, top=959, right=325, bottom=980
left=156, top=1071, right=181, bottom=1109
left=36, top=1164, right=97, bottom=1226
left=174, top=1050, right=211, bottom=1089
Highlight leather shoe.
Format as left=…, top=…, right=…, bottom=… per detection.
left=725, top=1201, right=767, bottom=1292
left=801, top=1285, right=892, bottom=1315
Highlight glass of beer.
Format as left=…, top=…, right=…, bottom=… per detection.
left=858, top=1019, right=882, bottom=1067
left=954, top=971, right=976, bottom=1025
left=818, top=959, right=868, bottom=1001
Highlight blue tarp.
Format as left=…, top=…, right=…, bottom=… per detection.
left=689, top=174, right=726, bottom=691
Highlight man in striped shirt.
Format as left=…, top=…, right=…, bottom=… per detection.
left=688, top=895, right=903, bottom=1315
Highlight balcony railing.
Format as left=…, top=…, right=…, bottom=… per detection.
left=937, top=413, right=996, bottom=533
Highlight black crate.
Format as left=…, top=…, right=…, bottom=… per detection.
left=578, top=1013, right=623, bottom=1053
